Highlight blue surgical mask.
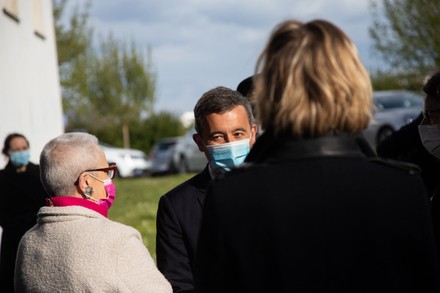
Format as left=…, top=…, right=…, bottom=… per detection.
left=206, top=137, right=251, bottom=173
left=10, top=150, right=30, bottom=167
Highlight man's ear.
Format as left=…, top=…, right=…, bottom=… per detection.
left=250, top=124, right=257, bottom=145
left=193, top=133, right=206, bottom=152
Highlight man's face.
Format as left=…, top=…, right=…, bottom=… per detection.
left=422, top=95, right=440, bottom=125
left=193, top=105, right=257, bottom=162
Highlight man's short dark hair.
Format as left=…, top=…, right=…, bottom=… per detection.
left=237, top=75, right=256, bottom=98
left=193, top=86, right=255, bottom=135
left=424, top=70, right=440, bottom=100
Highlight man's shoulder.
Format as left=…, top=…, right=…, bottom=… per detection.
left=161, top=169, right=211, bottom=202
left=162, top=179, right=198, bottom=200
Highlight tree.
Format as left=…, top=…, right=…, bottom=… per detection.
left=136, top=111, right=186, bottom=153
left=53, top=0, right=158, bottom=149
left=369, top=0, right=440, bottom=82
left=53, top=0, right=93, bottom=122
left=370, top=69, right=424, bottom=92
left=87, top=35, right=156, bottom=148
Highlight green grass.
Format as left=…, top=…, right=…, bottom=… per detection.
left=108, top=173, right=195, bottom=261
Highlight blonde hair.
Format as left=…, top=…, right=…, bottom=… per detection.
left=254, top=19, right=372, bottom=137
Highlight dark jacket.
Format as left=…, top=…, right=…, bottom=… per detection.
left=197, top=131, right=440, bottom=293
left=432, top=188, right=440, bottom=262
left=377, top=113, right=440, bottom=197
left=0, top=162, right=47, bottom=293
left=156, top=166, right=210, bottom=293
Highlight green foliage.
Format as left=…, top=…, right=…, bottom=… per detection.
left=86, top=35, right=156, bottom=148
left=89, top=35, right=155, bottom=123
left=129, top=111, right=185, bottom=154
left=89, top=111, right=185, bottom=155
left=53, top=0, right=94, bottom=122
left=370, top=69, right=426, bottom=92
left=108, top=174, right=195, bottom=261
left=53, top=0, right=92, bottom=70
left=54, top=0, right=163, bottom=149
left=369, top=0, right=440, bottom=75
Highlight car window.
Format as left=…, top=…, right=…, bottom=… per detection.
left=131, top=153, right=147, bottom=159
left=156, top=142, right=176, bottom=151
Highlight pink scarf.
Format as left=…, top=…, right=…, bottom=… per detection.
left=46, top=196, right=108, bottom=218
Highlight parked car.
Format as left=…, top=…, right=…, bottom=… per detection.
left=363, top=90, right=424, bottom=148
left=149, top=137, right=183, bottom=175
left=174, top=127, right=207, bottom=173
left=99, top=143, right=151, bottom=178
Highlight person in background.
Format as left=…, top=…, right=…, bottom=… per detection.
left=0, top=133, right=46, bottom=293
left=237, top=74, right=262, bottom=135
left=197, top=19, right=440, bottom=292
left=417, top=70, right=440, bottom=258
left=156, top=86, right=257, bottom=292
left=377, top=110, right=440, bottom=197
left=14, top=132, right=171, bottom=293
left=236, top=75, right=255, bottom=98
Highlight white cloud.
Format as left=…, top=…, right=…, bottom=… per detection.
left=81, top=0, right=378, bottom=115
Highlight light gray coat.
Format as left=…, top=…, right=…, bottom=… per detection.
left=15, top=205, right=171, bottom=293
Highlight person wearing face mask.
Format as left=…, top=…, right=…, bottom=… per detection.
left=376, top=112, right=440, bottom=198
left=156, top=86, right=257, bottom=292
left=418, top=71, right=440, bottom=157
left=0, top=133, right=47, bottom=293
left=14, top=132, right=171, bottom=293
left=417, top=70, right=440, bottom=260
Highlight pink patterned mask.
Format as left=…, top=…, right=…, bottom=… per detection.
left=87, top=172, right=117, bottom=210
left=99, top=178, right=116, bottom=209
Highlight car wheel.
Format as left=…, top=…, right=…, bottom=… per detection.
left=376, top=126, right=394, bottom=145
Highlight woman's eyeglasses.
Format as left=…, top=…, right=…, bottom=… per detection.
left=74, top=163, right=117, bottom=185
left=84, top=163, right=117, bottom=179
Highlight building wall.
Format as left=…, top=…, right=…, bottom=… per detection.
left=0, top=0, right=63, bottom=167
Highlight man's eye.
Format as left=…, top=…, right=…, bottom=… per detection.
left=211, top=136, right=228, bottom=145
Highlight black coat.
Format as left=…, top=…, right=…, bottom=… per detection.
left=156, top=166, right=210, bottom=293
left=377, top=113, right=440, bottom=197
left=432, top=189, right=440, bottom=261
left=0, top=162, right=47, bottom=293
left=197, top=132, right=440, bottom=293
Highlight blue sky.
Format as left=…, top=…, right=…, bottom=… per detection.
left=81, top=0, right=381, bottom=117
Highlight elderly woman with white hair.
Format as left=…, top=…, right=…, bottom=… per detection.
left=14, top=132, right=171, bottom=293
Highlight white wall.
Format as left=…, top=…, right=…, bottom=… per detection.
left=0, top=0, right=63, bottom=167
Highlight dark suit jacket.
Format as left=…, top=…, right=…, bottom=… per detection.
left=197, top=132, right=440, bottom=293
left=156, top=166, right=211, bottom=293
left=377, top=112, right=440, bottom=197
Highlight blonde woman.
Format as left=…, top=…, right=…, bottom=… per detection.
left=197, top=20, right=440, bottom=292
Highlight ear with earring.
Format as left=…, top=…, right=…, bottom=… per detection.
left=84, top=186, right=94, bottom=197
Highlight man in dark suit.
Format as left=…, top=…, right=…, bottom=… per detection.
left=376, top=112, right=440, bottom=197
left=418, top=70, right=440, bottom=260
left=197, top=20, right=440, bottom=292
left=156, top=86, right=256, bottom=292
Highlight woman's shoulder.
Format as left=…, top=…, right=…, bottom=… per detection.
left=104, top=218, right=143, bottom=239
